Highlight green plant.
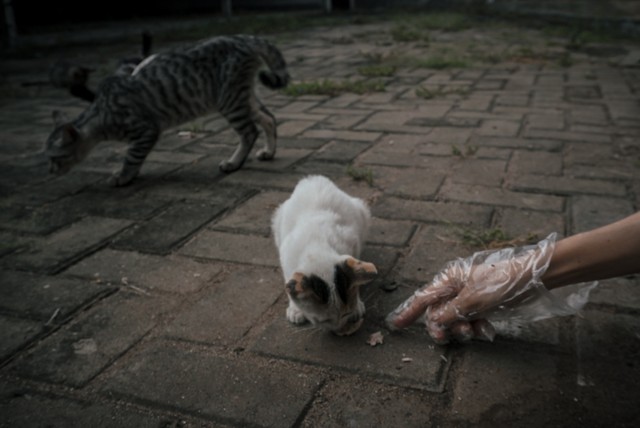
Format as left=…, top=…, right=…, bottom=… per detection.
left=346, top=165, right=374, bottom=186
left=413, top=56, right=469, bottom=70
left=390, top=24, right=426, bottom=42
left=458, top=228, right=538, bottom=250
left=558, top=52, right=573, bottom=68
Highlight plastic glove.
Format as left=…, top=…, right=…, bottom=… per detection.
left=386, top=233, right=588, bottom=344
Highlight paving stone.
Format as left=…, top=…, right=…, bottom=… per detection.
left=322, top=113, right=368, bottom=129
left=0, top=191, right=170, bottom=235
left=0, top=387, right=174, bottom=428
left=0, top=270, right=111, bottom=323
left=2, top=217, right=133, bottom=274
left=104, top=340, right=323, bottom=427
left=440, top=182, right=565, bottom=212
left=276, top=137, right=328, bottom=150
left=493, top=207, right=566, bottom=240
left=570, top=195, right=635, bottom=233
left=212, top=190, right=289, bottom=236
left=10, top=291, right=174, bottom=387
left=111, top=201, right=228, bottom=254
left=508, top=150, right=563, bottom=175
left=574, top=311, right=640, bottom=425
left=252, top=316, right=450, bottom=392
left=221, top=169, right=304, bottom=190
left=523, top=128, right=611, bottom=143
left=425, top=127, right=474, bottom=145
left=301, top=378, right=436, bottom=427
left=456, top=95, right=494, bottom=111
left=356, top=109, right=451, bottom=134
left=495, top=94, right=529, bottom=107
left=469, top=136, right=563, bottom=151
left=163, top=265, right=282, bottom=345
left=366, top=165, right=446, bottom=199
left=243, top=147, right=314, bottom=171
left=277, top=120, right=317, bottom=137
left=589, top=276, right=640, bottom=310
left=311, top=140, right=371, bottom=162
left=368, top=218, right=416, bottom=247
left=360, top=245, right=401, bottom=279
left=396, top=224, right=471, bottom=283
left=372, top=196, right=492, bottom=226
left=65, top=249, right=223, bottom=294
left=449, top=158, right=507, bottom=186
left=509, top=174, right=627, bottom=197
left=179, top=230, right=279, bottom=267
left=294, top=160, right=353, bottom=179
left=0, top=316, right=42, bottom=361
left=301, top=128, right=382, bottom=142
left=0, top=171, right=105, bottom=206
left=476, top=119, right=521, bottom=137
left=0, top=231, right=34, bottom=258
left=449, top=343, right=575, bottom=425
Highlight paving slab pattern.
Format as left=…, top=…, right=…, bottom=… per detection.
left=1, top=13, right=639, bottom=427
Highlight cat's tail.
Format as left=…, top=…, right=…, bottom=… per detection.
left=253, top=38, right=290, bottom=89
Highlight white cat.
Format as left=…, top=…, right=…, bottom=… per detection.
left=271, top=175, right=378, bottom=336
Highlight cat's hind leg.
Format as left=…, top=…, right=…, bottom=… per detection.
left=254, top=102, right=277, bottom=161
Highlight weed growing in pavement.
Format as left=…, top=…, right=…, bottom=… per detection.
left=390, top=24, right=428, bottom=42
left=346, top=165, right=374, bottom=186
left=458, top=227, right=539, bottom=250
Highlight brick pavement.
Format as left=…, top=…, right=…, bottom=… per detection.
left=1, top=14, right=639, bottom=427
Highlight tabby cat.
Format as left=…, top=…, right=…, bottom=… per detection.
left=272, top=175, right=378, bottom=336
left=45, top=35, right=289, bottom=186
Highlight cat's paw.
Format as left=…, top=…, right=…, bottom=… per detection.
left=286, top=305, right=308, bottom=325
left=219, top=159, right=241, bottom=173
left=107, top=174, right=134, bottom=187
left=256, top=148, right=275, bottom=161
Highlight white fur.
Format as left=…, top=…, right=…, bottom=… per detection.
left=272, top=175, right=371, bottom=326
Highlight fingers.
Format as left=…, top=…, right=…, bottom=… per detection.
left=387, top=282, right=456, bottom=329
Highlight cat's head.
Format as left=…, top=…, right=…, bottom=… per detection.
left=286, top=256, right=378, bottom=336
left=45, top=111, right=93, bottom=175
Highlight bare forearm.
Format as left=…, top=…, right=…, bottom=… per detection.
left=543, top=212, right=640, bottom=289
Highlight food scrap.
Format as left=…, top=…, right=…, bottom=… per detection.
left=367, top=331, right=384, bottom=347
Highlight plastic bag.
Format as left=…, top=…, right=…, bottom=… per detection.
left=386, top=233, right=598, bottom=341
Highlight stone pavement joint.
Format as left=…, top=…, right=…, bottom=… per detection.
left=1, top=12, right=639, bottom=428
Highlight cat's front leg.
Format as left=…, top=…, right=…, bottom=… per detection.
left=286, top=301, right=308, bottom=325
left=107, top=166, right=140, bottom=187
left=109, top=134, right=158, bottom=186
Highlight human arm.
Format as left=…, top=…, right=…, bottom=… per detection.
left=386, top=212, right=640, bottom=342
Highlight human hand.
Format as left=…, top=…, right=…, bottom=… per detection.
left=386, top=234, right=557, bottom=344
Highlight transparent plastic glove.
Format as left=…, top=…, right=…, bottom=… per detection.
left=386, top=233, right=595, bottom=344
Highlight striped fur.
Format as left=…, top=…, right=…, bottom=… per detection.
left=45, top=35, right=289, bottom=186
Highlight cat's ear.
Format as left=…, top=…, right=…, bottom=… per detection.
left=52, top=110, right=70, bottom=127
left=286, top=272, right=330, bottom=304
left=342, top=257, right=378, bottom=287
